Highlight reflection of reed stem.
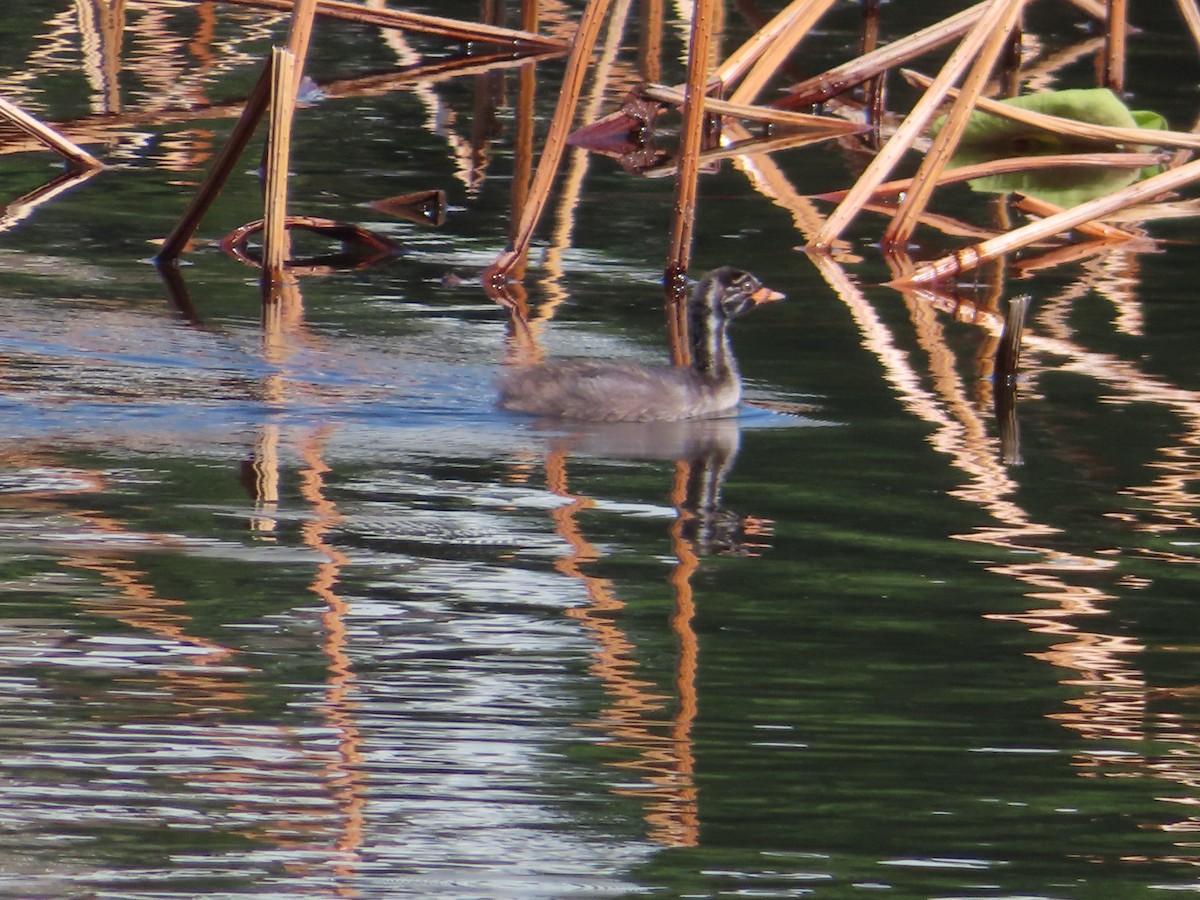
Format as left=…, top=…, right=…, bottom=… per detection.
left=208, top=0, right=565, bottom=50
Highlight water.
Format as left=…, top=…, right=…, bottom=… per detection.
left=0, top=1, right=1198, bottom=896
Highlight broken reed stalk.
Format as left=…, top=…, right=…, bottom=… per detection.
left=156, top=62, right=273, bottom=262
left=994, top=294, right=1029, bottom=383
left=0, top=94, right=103, bottom=170
left=902, top=68, right=1200, bottom=150
left=1104, top=0, right=1128, bottom=93
left=882, top=0, right=1026, bottom=250
left=993, top=293, right=1028, bottom=466
left=809, top=0, right=1029, bottom=250
left=1176, top=0, right=1200, bottom=55
left=639, top=83, right=864, bottom=131
left=485, top=0, right=613, bottom=283
left=666, top=0, right=721, bottom=364
left=262, top=47, right=297, bottom=287
left=779, top=1, right=990, bottom=106
left=263, top=0, right=318, bottom=288
left=200, top=0, right=567, bottom=51
left=813, top=151, right=1167, bottom=201
left=892, top=154, right=1200, bottom=286
left=728, top=0, right=839, bottom=105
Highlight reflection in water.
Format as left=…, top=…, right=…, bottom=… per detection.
left=537, top=414, right=771, bottom=847
left=0, top=0, right=1199, bottom=893
left=815, top=251, right=1200, bottom=847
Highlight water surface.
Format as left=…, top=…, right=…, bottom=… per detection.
left=0, top=1, right=1198, bottom=897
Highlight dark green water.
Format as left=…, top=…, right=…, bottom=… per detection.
left=0, top=1, right=1197, bottom=897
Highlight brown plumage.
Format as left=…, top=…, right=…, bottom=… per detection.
left=497, top=267, right=784, bottom=422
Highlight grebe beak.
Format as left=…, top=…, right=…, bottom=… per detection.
left=750, top=285, right=785, bottom=305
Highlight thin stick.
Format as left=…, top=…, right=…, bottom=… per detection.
left=1175, top=0, right=1200, bottom=55
left=728, top=0, right=839, bottom=105
left=640, top=83, right=864, bottom=131
left=262, top=47, right=297, bottom=285
left=892, top=154, right=1200, bottom=286
left=779, top=1, right=989, bottom=107
left=485, top=0, right=614, bottom=283
left=666, top=0, right=721, bottom=363
left=1105, top=0, right=1128, bottom=93
left=0, top=94, right=103, bottom=169
left=156, top=61, right=273, bottom=262
left=883, top=0, right=1026, bottom=250
left=200, top=0, right=567, bottom=50
left=902, top=68, right=1200, bottom=150
left=809, top=0, right=1026, bottom=250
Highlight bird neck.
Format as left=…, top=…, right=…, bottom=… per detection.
left=688, top=302, right=736, bottom=383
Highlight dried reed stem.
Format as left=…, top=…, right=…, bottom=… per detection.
left=814, top=151, right=1166, bottom=201
left=262, top=47, right=297, bottom=286
left=667, top=0, right=721, bottom=363
left=809, top=0, right=1026, bottom=249
left=728, top=0, right=839, bottom=105
left=902, top=68, right=1200, bottom=150
left=640, top=83, right=864, bottom=131
left=485, top=0, right=613, bottom=283
left=156, top=62, right=273, bottom=262
left=1011, top=192, right=1141, bottom=240
left=0, top=94, right=102, bottom=170
left=644, top=127, right=866, bottom=177
left=781, top=0, right=989, bottom=106
left=1105, top=0, right=1128, bottom=93
left=1063, top=0, right=1106, bottom=17
left=1174, top=0, right=1200, bottom=56
left=284, top=0, right=318, bottom=89
left=204, top=0, right=566, bottom=50
left=717, top=0, right=826, bottom=88
left=892, top=155, right=1200, bottom=286
left=883, top=0, right=1026, bottom=250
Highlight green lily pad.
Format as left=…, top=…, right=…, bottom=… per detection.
left=934, top=88, right=1167, bottom=205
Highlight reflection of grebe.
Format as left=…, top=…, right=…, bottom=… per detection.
left=498, top=268, right=784, bottom=422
